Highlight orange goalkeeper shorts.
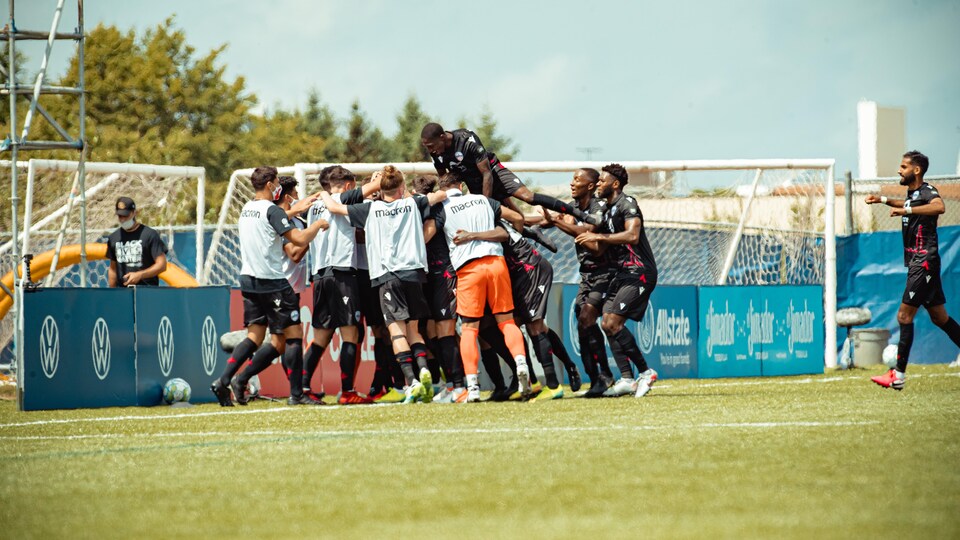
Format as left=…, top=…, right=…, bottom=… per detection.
left=455, top=255, right=515, bottom=318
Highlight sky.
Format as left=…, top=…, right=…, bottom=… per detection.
left=12, top=0, right=960, bottom=181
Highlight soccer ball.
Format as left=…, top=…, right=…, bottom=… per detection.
left=881, top=345, right=898, bottom=368
left=163, top=378, right=192, bottom=404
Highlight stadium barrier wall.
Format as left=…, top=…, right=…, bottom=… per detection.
left=21, top=287, right=230, bottom=410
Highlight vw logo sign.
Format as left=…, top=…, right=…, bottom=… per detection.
left=39, top=316, right=60, bottom=379
left=91, top=317, right=111, bottom=380
left=637, top=299, right=655, bottom=355
left=158, top=316, right=175, bottom=377
left=567, top=302, right=580, bottom=357
left=201, top=316, right=218, bottom=376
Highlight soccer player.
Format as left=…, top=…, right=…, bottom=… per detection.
left=210, top=166, right=327, bottom=406
left=321, top=165, right=447, bottom=404
left=106, top=197, right=168, bottom=287
left=302, top=166, right=381, bottom=405
left=432, top=173, right=534, bottom=402
left=865, top=151, right=960, bottom=390
left=542, top=168, right=616, bottom=396
left=413, top=175, right=468, bottom=403
left=575, top=163, right=659, bottom=398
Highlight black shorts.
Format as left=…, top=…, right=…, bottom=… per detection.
left=576, top=269, right=614, bottom=312
left=426, top=271, right=458, bottom=321
left=356, top=270, right=385, bottom=326
left=463, top=160, right=524, bottom=200
left=242, top=287, right=301, bottom=334
left=902, top=263, right=946, bottom=307
left=379, top=278, right=430, bottom=323
left=311, top=269, right=361, bottom=329
left=511, top=258, right=553, bottom=326
left=602, top=272, right=657, bottom=321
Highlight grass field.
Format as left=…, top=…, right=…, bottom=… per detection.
left=1, top=364, right=959, bottom=539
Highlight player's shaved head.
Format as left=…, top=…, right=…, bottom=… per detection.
left=578, top=168, right=600, bottom=184
left=421, top=122, right=444, bottom=140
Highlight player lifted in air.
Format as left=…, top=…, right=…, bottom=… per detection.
left=575, top=163, right=658, bottom=398
left=865, top=151, right=960, bottom=390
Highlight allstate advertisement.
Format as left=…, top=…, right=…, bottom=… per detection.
left=698, top=286, right=823, bottom=378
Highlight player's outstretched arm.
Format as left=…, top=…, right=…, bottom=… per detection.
left=547, top=209, right=596, bottom=238
left=360, top=172, right=383, bottom=199
left=423, top=219, right=438, bottom=243
left=864, top=194, right=904, bottom=208
left=319, top=191, right=349, bottom=215
left=284, top=219, right=328, bottom=247
left=577, top=216, right=639, bottom=247
left=499, top=205, right=525, bottom=233
left=453, top=226, right=509, bottom=245
left=890, top=197, right=945, bottom=217
left=477, top=159, right=495, bottom=198
left=287, top=196, right=318, bottom=218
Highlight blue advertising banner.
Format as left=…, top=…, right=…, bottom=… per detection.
left=559, top=284, right=615, bottom=384
left=22, top=288, right=138, bottom=410
left=698, top=286, right=761, bottom=378
left=634, top=286, right=699, bottom=379
left=760, top=286, right=824, bottom=376
left=134, top=287, right=230, bottom=406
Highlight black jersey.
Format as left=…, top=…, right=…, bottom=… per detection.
left=431, top=129, right=500, bottom=186
left=574, top=196, right=610, bottom=273
left=500, top=222, right=543, bottom=274
left=902, top=182, right=941, bottom=267
left=426, top=202, right=455, bottom=275
left=604, top=192, right=656, bottom=277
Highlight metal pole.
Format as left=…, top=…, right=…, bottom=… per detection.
left=717, top=169, right=763, bottom=285
left=196, top=171, right=204, bottom=283
left=844, top=171, right=854, bottom=235
left=77, top=0, right=87, bottom=286
left=18, top=0, right=65, bottom=143
left=8, top=0, right=23, bottom=402
left=824, top=163, right=838, bottom=369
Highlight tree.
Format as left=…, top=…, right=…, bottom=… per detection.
left=457, top=105, right=519, bottom=161
left=342, top=99, right=391, bottom=163
left=300, top=89, right=343, bottom=161
left=391, top=94, right=431, bottom=162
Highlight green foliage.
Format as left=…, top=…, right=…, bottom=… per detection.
left=342, top=99, right=391, bottom=163
left=458, top=105, right=519, bottom=161
left=391, top=94, right=431, bottom=162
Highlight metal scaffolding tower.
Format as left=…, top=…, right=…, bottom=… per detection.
left=1, top=0, right=86, bottom=406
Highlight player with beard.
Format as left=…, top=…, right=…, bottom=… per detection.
left=542, top=168, right=616, bottom=397
left=575, top=163, right=659, bottom=398
left=865, top=151, right=960, bottom=389
left=210, top=166, right=327, bottom=406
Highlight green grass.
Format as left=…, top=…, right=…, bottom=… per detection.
left=2, top=364, right=960, bottom=539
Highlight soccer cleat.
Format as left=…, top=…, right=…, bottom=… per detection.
left=635, top=368, right=658, bottom=398
left=526, top=226, right=558, bottom=253
left=516, top=363, right=533, bottom=396
left=403, top=381, right=425, bottom=404
left=510, top=382, right=542, bottom=401
left=433, top=386, right=454, bottom=403
left=466, top=385, right=481, bottom=403
left=871, top=369, right=905, bottom=391
left=604, top=377, right=637, bottom=397
left=582, top=377, right=608, bottom=398
left=486, top=387, right=511, bottom=402
left=950, top=356, right=960, bottom=368
left=373, top=387, right=405, bottom=404
left=452, top=387, right=470, bottom=403
left=230, top=378, right=249, bottom=406
left=210, top=380, right=233, bottom=407
left=534, top=386, right=564, bottom=402
left=288, top=394, right=324, bottom=405
left=419, top=368, right=435, bottom=403
left=338, top=390, right=374, bottom=405
left=566, top=364, right=583, bottom=392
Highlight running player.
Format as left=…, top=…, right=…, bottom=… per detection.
left=542, top=168, right=616, bottom=397
left=210, top=166, right=327, bottom=406
left=321, top=166, right=447, bottom=403
left=865, top=151, right=960, bottom=390
left=575, top=163, right=659, bottom=398
left=432, top=173, right=533, bottom=402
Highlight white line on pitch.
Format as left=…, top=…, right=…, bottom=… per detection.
left=0, top=406, right=298, bottom=429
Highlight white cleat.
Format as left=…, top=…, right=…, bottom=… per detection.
left=635, top=369, right=658, bottom=398
left=403, top=381, right=424, bottom=404
left=433, top=386, right=454, bottom=403
left=603, top=377, right=637, bottom=397
left=466, top=385, right=481, bottom=403
left=516, top=363, right=532, bottom=397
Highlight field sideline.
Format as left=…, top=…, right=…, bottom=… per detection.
left=2, top=364, right=959, bottom=539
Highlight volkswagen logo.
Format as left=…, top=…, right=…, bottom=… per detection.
left=39, top=316, right=60, bottom=379
left=91, top=317, right=111, bottom=380
left=637, top=299, right=655, bottom=355
left=158, top=316, right=174, bottom=377
left=201, top=316, right=217, bottom=376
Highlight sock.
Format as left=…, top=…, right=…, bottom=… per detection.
left=577, top=326, right=599, bottom=381
left=238, top=343, right=279, bottom=385
left=396, top=350, right=416, bottom=385
left=389, top=350, right=406, bottom=388
left=219, top=338, right=257, bottom=386
left=497, top=319, right=527, bottom=363
left=606, top=330, right=634, bottom=379
left=302, top=343, right=325, bottom=390
left=460, top=327, right=480, bottom=376
left=547, top=328, right=575, bottom=370
left=935, top=317, right=960, bottom=348
left=412, top=342, right=430, bottom=373
left=897, top=322, right=914, bottom=373
left=283, top=339, right=304, bottom=398
left=338, top=341, right=358, bottom=392
left=532, top=333, right=559, bottom=389
left=532, top=193, right=577, bottom=215
left=466, top=373, right=479, bottom=389
left=480, top=346, right=504, bottom=390
left=373, top=336, right=394, bottom=390
left=522, top=335, right=538, bottom=385
left=426, top=337, right=444, bottom=382
left=587, top=325, right=612, bottom=378
left=612, top=327, right=649, bottom=373
left=439, top=335, right=464, bottom=387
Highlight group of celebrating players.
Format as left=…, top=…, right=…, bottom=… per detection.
left=209, top=122, right=660, bottom=406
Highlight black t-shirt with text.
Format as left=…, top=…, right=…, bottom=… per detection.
left=106, top=224, right=168, bottom=286
left=902, top=182, right=941, bottom=267
left=574, top=196, right=610, bottom=273
left=431, top=129, right=501, bottom=189
left=604, top=192, right=657, bottom=277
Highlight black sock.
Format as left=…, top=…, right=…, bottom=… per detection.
left=439, top=335, right=464, bottom=387
left=606, top=330, right=634, bottom=379
left=302, top=343, right=325, bottom=390
left=389, top=350, right=406, bottom=388
left=219, top=337, right=257, bottom=386
left=238, top=343, right=279, bottom=385
left=532, top=193, right=577, bottom=215
left=283, top=339, right=303, bottom=398
left=373, top=337, right=395, bottom=390
left=480, top=347, right=505, bottom=390
left=587, top=325, right=612, bottom=378
left=897, top=323, right=914, bottom=373
left=412, top=342, right=430, bottom=374
left=522, top=337, right=539, bottom=385
left=426, top=337, right=444, bottom=381
left=577, top=326, right=599, bottom=381
left=547, top=328, right=575, bottom=370
left=339, top=341, right=358, bottom=392
left=396, top=350, right=416, bottom=386
left=935, top=317, right=960, bottom=348
left=532, top=333, right=559, bottom=389
left=612, top=327, right=649, bottom=373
